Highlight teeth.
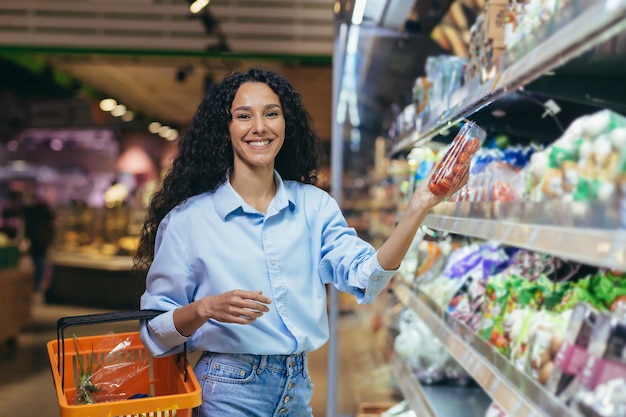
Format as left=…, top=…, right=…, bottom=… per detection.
left=248, top=140, right=270, bottom=147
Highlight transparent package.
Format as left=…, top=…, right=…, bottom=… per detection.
left=428, top=122, right=487, bottom=198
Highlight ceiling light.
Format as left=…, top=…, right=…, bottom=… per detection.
left=351, top=0, right=367, bottom=25
left=165, top=129, right=179, bottom=141
left=190, top=0, right=210, bottom=14
left=121, top=111, right=134, bottom=122
left=148, top=122, right=162, bottom=134
left=99, top=98, right=117, bottom=112
left=158, top=125, right=171, bottom=137
left=333, top=1, right=341, bottom=14
left=491, top=109, right=507, bottom=118
left=111, top=104, right=127, bottom=117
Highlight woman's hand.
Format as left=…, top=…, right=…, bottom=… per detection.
left=174, top=290, right=272, bottom=336
left=201, top=290, right=272, bottom=324
left=408, top=162, right=470, bottom=211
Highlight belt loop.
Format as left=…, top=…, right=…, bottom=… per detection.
left=302, top=352, right=308, bottom=373
left=257, top=355, right=268, bottom=375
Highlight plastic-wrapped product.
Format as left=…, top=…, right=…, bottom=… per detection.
left=545, top=302, right=599, bottom=397
left=570, top=309, right=626, bottom=415
left=428, top=122, right=487, bottom=199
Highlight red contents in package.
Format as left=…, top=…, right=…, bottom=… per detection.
left=428, top=122, right=487, bottom=198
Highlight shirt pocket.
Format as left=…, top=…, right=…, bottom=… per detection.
left=204, top=353, right=256, bottom=384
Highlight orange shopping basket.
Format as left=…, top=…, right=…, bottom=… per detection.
left=47, top=310, right=202, bottom=417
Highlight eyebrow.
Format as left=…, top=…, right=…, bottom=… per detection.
left=232, top=103, right=281, bottom=112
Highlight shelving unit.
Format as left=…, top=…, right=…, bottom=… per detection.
left=388, top=352, right=437, bottom=417
left=389, top=351, right=492, bottom=417
left=334, top=0, right=626, bottom=415
left=391, top=0, right=626, bottom=155
left=424, top=203, right=626, bottom=270
left=391, top=280, right=581, bottom=417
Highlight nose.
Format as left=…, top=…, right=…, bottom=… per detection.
left=252, top=116, right=267, bottom=134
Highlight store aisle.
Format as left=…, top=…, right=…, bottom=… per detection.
left=0, top=297, right=397, bottom=417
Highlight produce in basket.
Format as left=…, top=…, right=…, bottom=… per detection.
left=73, top=335, right=102, bottom=405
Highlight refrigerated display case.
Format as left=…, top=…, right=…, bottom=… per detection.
left=334, top=0, right=626, bottom=416
left=46, top=202, right=144, bottom=309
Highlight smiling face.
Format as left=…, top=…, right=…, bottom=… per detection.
left=229, top=82, right=285, bottom=173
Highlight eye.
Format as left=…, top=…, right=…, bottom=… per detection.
left=235, top=113, right=251, bottom=120
left=265, top=110, right=280, bottom=118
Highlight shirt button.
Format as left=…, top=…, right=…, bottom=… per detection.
left=270, top=260, right=277, bottom=266
left=372, top=276, right=379, bottom=281
left=284, top=396, right=291, bottom=403
left=280, top=307, right=286, bottom=315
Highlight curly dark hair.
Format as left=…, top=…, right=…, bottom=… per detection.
left=134, top=68, right=321, bottom=271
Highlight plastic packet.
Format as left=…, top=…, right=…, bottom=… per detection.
left=524, top=310, right=570, bottom=385
left=72, top=334, right=151, bottom=405
left=428, top=122, right=487, bottom=198
left=545, top=302, right=598, bottom=397
left=569, top=311, right=626, bottom=414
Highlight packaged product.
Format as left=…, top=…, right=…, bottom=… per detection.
left=428, top=122, right=487, bottom=199
left=523, top=310, right=570, bottom=385
left=545, top=302, right=598, bottom=397
left=418, top=243, right=484, bottom=307
left=478, top=273, right=513, bottom=354
left=570, top=310, right=626, bottom=415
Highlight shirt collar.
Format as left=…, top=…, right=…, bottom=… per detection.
left=214, top=170, right=295, bottom=220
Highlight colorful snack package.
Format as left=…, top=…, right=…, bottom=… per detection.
left=560, top=311, right=626, bottom=406
left=545, top=302, right=598, bottom=397
left=523, top=310, right=571, bottom=385
left=570, top=312, right=626, bottom=414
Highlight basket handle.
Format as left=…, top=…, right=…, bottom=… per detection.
left=56, top=310, right=190, bottom=390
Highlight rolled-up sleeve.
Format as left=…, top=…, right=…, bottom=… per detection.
left=317, top=195, right=396, bottom=304
left=357, top=253, right=396, bottom=303
left=140, top=309, right=189, bottom=357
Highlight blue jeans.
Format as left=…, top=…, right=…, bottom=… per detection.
left=192, top=352, right=314, bottom=417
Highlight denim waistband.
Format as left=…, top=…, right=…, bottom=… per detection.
left=202, top=351, right=308, bottom=375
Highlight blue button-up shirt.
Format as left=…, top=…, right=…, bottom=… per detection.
left=139, top=172, right=396, bottom=357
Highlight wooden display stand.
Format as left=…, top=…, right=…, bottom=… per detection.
left=0, top=266, right=32, bottom=346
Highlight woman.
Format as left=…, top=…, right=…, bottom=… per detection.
left=136, top=68, right=463, bottom=416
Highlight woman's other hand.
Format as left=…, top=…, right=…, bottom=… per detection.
left=174, top=290, right=272, bottom=336
left=201, top=290, right=272, bottom=324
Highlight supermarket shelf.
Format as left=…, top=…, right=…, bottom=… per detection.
left=388, top=352, right=437, bottom=417
left=423, top=203, right=626, bottom=270
left=391, top=0, right=626, bottom=155
left=391, top=280, right=580, bottom=417
left=389, top=352, right=491, bottom=417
